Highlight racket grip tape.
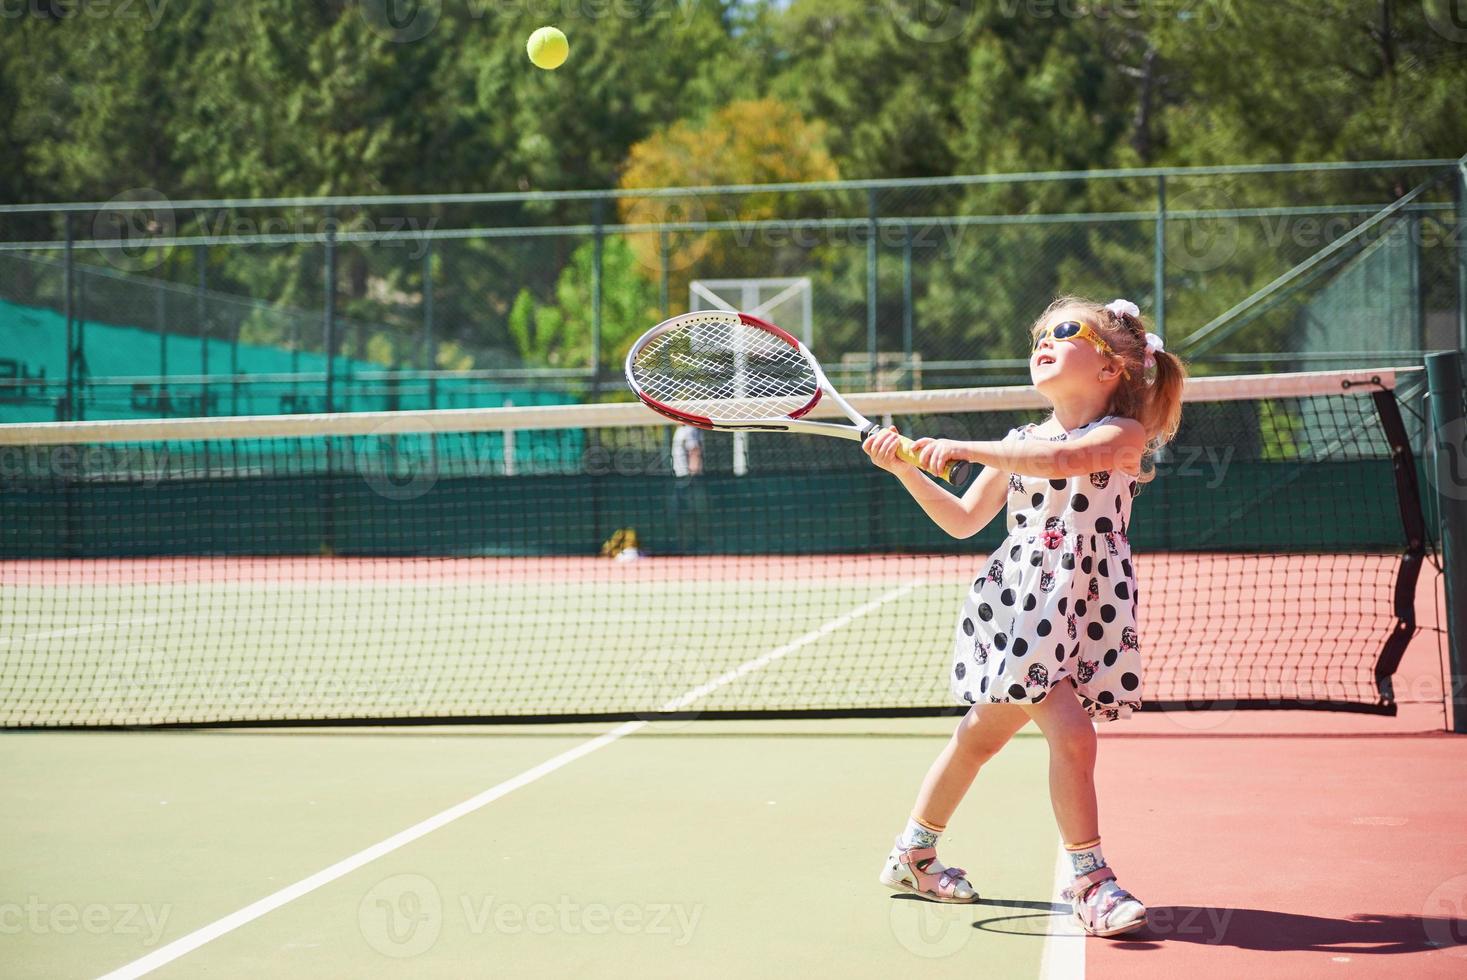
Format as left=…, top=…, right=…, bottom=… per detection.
left=892, top=434, right=971, bottom=486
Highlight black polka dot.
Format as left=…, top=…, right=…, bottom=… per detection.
left=1049, top=478, right=1067, bottom=490
left=978, top=603, right=993, bottom=621
left=1100, top=604, right=1116, bottom=623
left=1061, top=553, right=1075, bottom=570
left=1013, top=638, right=1028, bottom=657
left=1033, top=689, right=1047, bottom=703
left=963, top=690, right=974, bottom=703
left=1121, top=672, right=1139, bottom=691
left=973, top=578, right=983, bottom=591
left=1029, top=551, right=1042, bottom=566
left=980, top=676, right=989, bottom=694
left=1087, top=622, right=1104, bottom=640
left=1037, top=619, right=1052, bottom=637
left=1095, top=517, right=1114, bottom=533
left=1000, top=588, right=1016, bottom=606
left=1103, top=649, right=1118, bottom=666
left=962, top=618, right=974, bottom=636
left=1055, top=643, right=1065, bottom=661
left=1097, top=690, right=1115, bottom=704
left=1081, top=555, right=1094, bottom=573
left=997, top=659, right=1006, bottom=674
left=1010, top=544, right=1021, bottom=561
left=1058, top=597, right=1068, bottom=615
left=1072, top=494, right=1089, bottom=512
left=1075, top=599, right=1087, bottom=617
left=1031, top=493, right=1044, bottom=508
left=1097, top=559, right=1109, bottom=577
left=1121, top=559, right=1133, bottom=577
left=1115, top=494, right=1123, bottom=512
left=1070, top=642, right=1081, bottom=659
left=1115, top=581, right=1130, bottom=600
left=994, top=633, right=1008, bottom=650
left=1008, top=683, right=1027, bottom=699
left=1015, top=513, right=1027, bottom=526
left=955, top=662, right=966, bottom=679
left=1023, top=593, right=1037, bottom=611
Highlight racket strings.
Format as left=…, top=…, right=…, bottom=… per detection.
left=632, top=316, right=819, bottom=421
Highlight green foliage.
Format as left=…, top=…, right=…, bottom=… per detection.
left=508, top=236, right=658, bottom=374
left=0, top=1, right=1461, bottom=382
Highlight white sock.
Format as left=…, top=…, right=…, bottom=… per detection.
left=900, top=816, right=942, bottom=850
left=1066, top=837, right=1106, bottom=877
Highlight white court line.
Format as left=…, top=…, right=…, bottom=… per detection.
left=96, top=584, right=916, bottom=980
left=1038, top=841, right=1086, bottom=980
left=2, top=616, right=163, bottom=647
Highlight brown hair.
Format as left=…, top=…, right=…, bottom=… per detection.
left=1030, top=295, right=1187, bottom=457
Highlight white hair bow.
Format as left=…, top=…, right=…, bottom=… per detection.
left=1143, top=332, right=1164, bottom=369
left=1104, top=299, right=1140, bottom=320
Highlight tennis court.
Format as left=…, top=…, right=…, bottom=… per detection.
left=4, top=364, right=1467, bottom=978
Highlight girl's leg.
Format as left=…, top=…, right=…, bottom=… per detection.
left=910, top=701, right=1031, bottom=829
left=1018, top=678, right=1098, bottom=843
left=1021, top=679, right=1147, bottom=935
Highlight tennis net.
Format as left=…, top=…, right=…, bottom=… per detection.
left=0, top=368, right=1434, bottom=727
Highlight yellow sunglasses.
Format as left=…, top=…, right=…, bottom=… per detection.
left=1033, top=320, right=1129, bottom=377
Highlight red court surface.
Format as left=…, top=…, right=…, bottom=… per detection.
left=1088, top=731, right=1467, bottom=978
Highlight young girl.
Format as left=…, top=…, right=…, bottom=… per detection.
left=864, top=296, right=1184, bottom=937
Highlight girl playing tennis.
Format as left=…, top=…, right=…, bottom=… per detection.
left=863, top=296, right=1184, bottom=937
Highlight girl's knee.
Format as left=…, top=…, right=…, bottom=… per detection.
left=1047, top=723, right=1096, bottom=767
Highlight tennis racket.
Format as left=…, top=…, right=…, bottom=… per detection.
left=625, top=310, right=971, bottom=485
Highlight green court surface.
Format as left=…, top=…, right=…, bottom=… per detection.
left=4, top=569, right=964, bottom=724
left=0, top=721, right=1066, bottom=978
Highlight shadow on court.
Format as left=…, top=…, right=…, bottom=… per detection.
left=1110, top=906, right=1467, bottom=956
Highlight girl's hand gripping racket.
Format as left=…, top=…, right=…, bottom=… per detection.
left=625, top=310, right=971, bottom=485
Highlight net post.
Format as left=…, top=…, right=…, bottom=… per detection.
left=1425, top=351, right=1467, bottom=732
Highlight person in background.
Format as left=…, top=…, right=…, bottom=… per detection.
left=670, top=424, right=707, bottom=554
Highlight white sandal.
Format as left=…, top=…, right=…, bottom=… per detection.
left=878, top=836, right=979, bottom=903
left=1062, top=867, right=1147, bottom=936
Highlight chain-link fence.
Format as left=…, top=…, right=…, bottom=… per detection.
left=1, top=159, right=1462, bottom=421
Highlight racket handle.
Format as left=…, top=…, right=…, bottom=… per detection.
left=892, top=434, right=972, bottom=486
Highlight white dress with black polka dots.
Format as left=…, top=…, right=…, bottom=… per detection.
left=950, top=415, right=1143, bottom=722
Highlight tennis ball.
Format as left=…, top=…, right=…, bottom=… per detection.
left=526, top=27, right=568, bottom=70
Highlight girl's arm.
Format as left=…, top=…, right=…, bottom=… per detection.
left=916, top=419, right=1147, bottom=480
left=863, top=427, right=1011, bottom=539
